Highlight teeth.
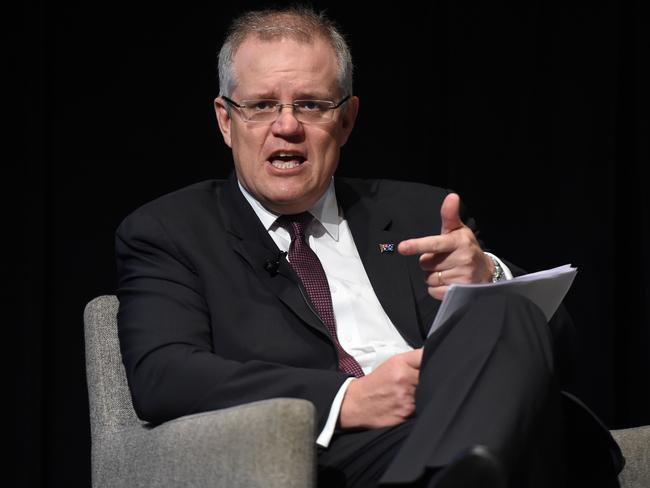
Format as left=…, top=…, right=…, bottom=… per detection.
left=271, top=160, right=300, bottom=169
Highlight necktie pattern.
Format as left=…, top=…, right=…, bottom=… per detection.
left=278, top=212, right=365, bottom=378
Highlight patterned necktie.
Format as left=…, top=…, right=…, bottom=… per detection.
left=278, top=212, right=365, bottom=378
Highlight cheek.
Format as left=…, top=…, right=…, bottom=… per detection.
left=323, top=143, right=342, bottom=172
left=232, top=132, right=267, bottom=167
left=312, top=133, right=342, bottom=165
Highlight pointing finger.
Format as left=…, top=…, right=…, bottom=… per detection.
left=398, top=234, right=457, bottom=256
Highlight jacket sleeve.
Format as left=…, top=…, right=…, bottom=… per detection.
left=116, top=208, right=349, bottom=432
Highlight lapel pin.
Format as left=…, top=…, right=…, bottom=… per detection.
left=379, top=243, right=395, bottom=253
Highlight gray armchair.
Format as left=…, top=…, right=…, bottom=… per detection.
left=611, top=425, right=650, bottom=488
left=84, top=295, right=649, bottom=487
left=84, top=295, right=317, bottom=488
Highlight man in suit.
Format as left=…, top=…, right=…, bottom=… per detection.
left=116, top=6, right=622, bottom=487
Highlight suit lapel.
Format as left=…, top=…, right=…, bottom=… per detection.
left=218, top=174, right=330, bottom=338
left=336, top=179, right=423, bottom=347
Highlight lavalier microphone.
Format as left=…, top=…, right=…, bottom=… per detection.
left=264, top=251, right=287, bottom=276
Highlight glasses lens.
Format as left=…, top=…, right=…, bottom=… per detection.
left=294, top=101, right=334, bottom=123
left=242, top=100, right=279, bottom=122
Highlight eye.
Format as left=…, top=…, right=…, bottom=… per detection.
left=249, top=100, right=278, bottom=111
left=297, top=100, right=329, bottom=112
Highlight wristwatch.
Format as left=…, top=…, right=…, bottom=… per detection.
left=488, top=254, right=504, bottom=283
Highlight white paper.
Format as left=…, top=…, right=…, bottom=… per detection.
left=428, top=264, right=578, bottom=337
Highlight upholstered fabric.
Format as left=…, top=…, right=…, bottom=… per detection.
left=611, top=425, right=650, bottom=488
left=84, top=295, right=316, bottom=488
left=84, top=295, right=144, bottom=435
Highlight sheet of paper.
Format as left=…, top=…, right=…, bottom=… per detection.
left=428, top=264, right=578, bottom=337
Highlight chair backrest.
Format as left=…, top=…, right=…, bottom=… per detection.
left=84, top=295, right=145, bottom=440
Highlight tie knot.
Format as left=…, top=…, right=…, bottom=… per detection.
left=278, top=212, right=314, bottom=241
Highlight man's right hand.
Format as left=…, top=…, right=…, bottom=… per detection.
left=339, top=348, right=423, bottom=429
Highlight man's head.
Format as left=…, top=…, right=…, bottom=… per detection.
left=214, top=7, right=359, bottom=214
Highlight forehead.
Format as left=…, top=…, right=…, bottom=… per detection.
left=231, top=36, right=340, bottom=98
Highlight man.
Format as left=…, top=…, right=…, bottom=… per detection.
left=116, top=6, right=622, bottom=487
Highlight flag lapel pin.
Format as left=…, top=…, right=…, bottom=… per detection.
left=378, top=243, right=395, bottom=253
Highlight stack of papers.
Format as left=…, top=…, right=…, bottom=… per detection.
left=428, top=264, right=578, bottom=337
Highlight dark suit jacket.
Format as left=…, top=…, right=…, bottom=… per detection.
left=116, top=173, right=572, bottom=432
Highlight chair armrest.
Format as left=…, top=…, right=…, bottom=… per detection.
left=93, top=398, right=316, bottom=488
left=611, top=425, right=650, bottom=488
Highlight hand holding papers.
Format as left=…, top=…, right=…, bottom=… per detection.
left=428, top=264, right=578, bottom=337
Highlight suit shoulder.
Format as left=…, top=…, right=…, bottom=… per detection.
left=335, top=177, right=449, bottom=206
left=118, top=179, right=226, bottom=227
left=136, top=179, right=225, bottom=213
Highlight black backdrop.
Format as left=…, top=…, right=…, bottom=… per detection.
left=17, top=1, right=649, bottom=486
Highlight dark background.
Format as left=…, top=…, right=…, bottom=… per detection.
left=17, top=0, right=649, bottom=486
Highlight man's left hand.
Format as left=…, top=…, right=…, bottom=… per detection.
left=398, top=193, right=494, bottom=300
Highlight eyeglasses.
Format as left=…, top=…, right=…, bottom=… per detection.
left=221, top=95, right=350, bottom=124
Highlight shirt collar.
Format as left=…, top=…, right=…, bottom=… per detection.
left=237, top=179, right=340, bottom=241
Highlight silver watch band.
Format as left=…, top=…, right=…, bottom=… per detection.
left=488, top=255, right=504, bottom=282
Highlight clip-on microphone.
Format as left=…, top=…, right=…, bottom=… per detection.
left=264, top=251, right=287, bottom=276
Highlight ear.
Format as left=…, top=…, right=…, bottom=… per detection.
left=339, top=95, right=359, bottom=147
left=214, top=97, right=233, bottom=148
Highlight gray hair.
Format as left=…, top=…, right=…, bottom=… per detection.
left=217, top=6, right=353, bottom=98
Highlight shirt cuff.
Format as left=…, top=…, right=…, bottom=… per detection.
left=316, top=377, right=355, bottom=448
left=484, top=252, right=513, bottom=280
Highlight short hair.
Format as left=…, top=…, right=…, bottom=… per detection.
left=217, top=6, right=353, bottom=98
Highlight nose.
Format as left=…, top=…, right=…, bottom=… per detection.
left=271, top=105, right=303, bottom=137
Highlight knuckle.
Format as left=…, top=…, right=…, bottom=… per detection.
left=391, top=370, right=407, bottom=385
left=459, top=251, right=472, bottom=267
left=396, top=403, right=415, bottom=420
left=459, top=232, right=474, bottom=248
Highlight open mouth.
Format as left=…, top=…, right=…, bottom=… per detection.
left=268, top=151, right=307, bottom=169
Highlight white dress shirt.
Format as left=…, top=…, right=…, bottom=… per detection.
left=238, top=179, right=512, bottom=447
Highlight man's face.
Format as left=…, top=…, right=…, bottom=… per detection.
left=214, top=36, right=359, bottom=214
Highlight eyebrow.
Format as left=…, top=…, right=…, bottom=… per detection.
left=240, top=91, right=336, bottom=101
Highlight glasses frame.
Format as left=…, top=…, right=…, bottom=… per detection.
left=221, top=95, right=351, bottom=124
